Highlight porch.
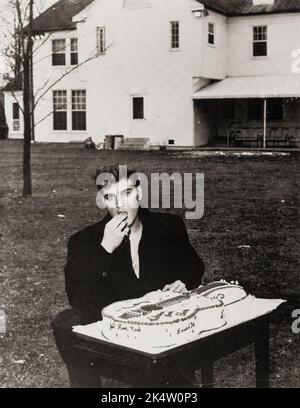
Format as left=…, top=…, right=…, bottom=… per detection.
left=193, top=75, right=300, bottom=149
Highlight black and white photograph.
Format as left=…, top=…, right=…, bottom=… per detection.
left=0, top=0, right=299, bottom=392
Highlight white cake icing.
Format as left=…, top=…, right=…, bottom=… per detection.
left=199, top=280, right=248, bottom=305
left=101, top=280, right=247, bottom=348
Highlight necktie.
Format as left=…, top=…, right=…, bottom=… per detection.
left=121, top=234, right=135, bottom=278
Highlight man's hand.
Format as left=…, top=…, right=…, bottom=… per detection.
left=162, top=280, right=188, bottom=294
left=101, top=213, right=129, bottom=253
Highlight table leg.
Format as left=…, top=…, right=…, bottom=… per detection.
left=201, top=362, right=214, bottom=388
left=255, top=318, right=270, bottom=388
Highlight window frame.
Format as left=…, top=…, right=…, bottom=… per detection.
left=71, top=90, right=87, bottom=131
left=52, top=39, right=66, bottom=66
left=96, top=26, right=106, bottom=54
left=208, top=22, right=215, bottom=46
left=132, top=96, right=145, bottom=120
left=12, top=102, right=20, bottom=120
left=53, top=90, right=68, bottom=131
left=253, top=25, right=268, bottom=57
left=170, top=21, right=180, bottom=50
left=12, top=102, right=20, bottom=131
left=70, top=38, right=78, bottom=65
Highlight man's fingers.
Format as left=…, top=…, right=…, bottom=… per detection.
left=116, top=220, right=128, bottom=232
left=171, top=280, right=182, bottom=291
left=163, top=280, right=187, bottom=293
left=115, top=214, right=128, bottom=227
left=108, top=213, right=127, bottom=228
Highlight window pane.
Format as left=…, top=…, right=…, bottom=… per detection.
left=12, top=103, right=19, bottom=119
left=70, top=38, right=78, bottom=52
left=52, top=53, right=66, bottom=66
left=53, top=90, right=67, bottom=111
left=72, top=111, right=86, bottom=130
left=72, top=90, right=86, bottom=110
left=53, top=112, right=67, bottom=130
left=71, top=52, right=78, bottom=65
left=52, top=39, right=66, bottom=53
left=208, top=33, right=214, bottom=45
left=253, top=42, right=267, bottom=57
left=13, top=119, right=20, bottom=131
left=133, top=97, right=144, bottom=119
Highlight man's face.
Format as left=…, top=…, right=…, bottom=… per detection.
left=100, top=177, right=141, bottom=227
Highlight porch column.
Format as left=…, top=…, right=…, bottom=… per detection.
left=263, top=98, right=267, bottom=149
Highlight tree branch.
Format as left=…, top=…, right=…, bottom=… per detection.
left=34, top=109, right=54, bottom=127
left=34, top=43, right=112, bottom=108
left=7, top=89, right=24, bottom=116
left=34, top=77, right=50, bottom=99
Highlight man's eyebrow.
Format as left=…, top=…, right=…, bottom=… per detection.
left=120, top=187, right=133, bottom=193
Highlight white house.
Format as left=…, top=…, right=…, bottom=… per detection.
left=4, top=0, right=300, bottom=148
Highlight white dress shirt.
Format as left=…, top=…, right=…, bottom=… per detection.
left=129, top=223, right=143, bottom=279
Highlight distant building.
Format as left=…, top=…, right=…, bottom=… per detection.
left=3, top=0, right=300, bottom=148
left=0, top=88, right=8, bottom=139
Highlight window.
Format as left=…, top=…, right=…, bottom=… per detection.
left=171, top=21, right=179, bottom=49
left=52, top=39, right=66, bottom=65
left=96, top=27, right=106, bottom=54
left=53, top=90, right=67, bottom=130
left=208, top=22, right=215, bottom=45
left=253, top=26, right=267, bottom=57
left=12, top=102, right=20, bottom=131
left=70, top=38, right=78, bottom=65
left=72, top=90, right=86, bottom=130
left=267, top=99, right=283, bottom=121
left=132, top=97, right=144, bottom=119
left=248, top=99, right=263, bottom=121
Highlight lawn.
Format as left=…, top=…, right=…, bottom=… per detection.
left=0, top=140, right=299, bottom=388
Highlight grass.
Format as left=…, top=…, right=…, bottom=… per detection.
left=0, top=140, right=299, bottom=388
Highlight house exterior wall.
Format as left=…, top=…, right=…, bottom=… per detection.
left=227, top=13, right=300, bottom=77
left=4, top=91, right=23, bottom=139
left=32, top=29, right=88, bottom=143
left=30, top=0, right=227, bottom=146
left=5, top=1, right=300, bottom=146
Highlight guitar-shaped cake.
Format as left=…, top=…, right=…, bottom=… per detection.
left=118, top=280, right=246, bottom=320
left=101, top=280, right=247, bottom=347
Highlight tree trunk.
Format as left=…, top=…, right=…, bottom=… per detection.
left=22, top=45, right=32, bottom=196
left=19, top=0, right=34, bottom=197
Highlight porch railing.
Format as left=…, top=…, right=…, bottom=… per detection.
left=228, top=123, right=300, bottom=148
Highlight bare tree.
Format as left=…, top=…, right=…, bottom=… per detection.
left=15, top=0, right=34, bottom=196
left=2, top=0, right=108, bottom=196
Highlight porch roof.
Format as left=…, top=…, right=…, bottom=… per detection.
left=193, top=75, right=300, bottom=99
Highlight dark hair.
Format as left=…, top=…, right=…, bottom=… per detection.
left=94, top=165, right=140, bottom=190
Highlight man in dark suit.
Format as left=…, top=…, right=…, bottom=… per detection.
left=52, top=165, right=204, bottom=387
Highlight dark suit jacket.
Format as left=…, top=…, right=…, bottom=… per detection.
left=65, top=209, right=204, bottom=321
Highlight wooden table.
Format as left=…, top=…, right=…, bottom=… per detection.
left=74, top=313, right=271, bottom=388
